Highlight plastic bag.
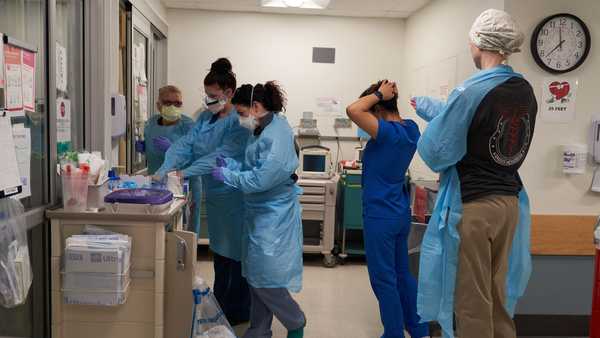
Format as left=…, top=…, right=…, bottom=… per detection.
left=197, top=325, right=236, bottom=338
left=191, top=276, right=234, bottom=338
left=0, top=198, right=32, bottom=308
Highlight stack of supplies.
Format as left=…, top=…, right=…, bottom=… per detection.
left=62, top=233, right=132, bottom=306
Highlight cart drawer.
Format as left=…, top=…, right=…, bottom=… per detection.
left=302, top=186, right=326, bottom=195
left=302, top=210, right=324, bottom=221
left=300, top=195, right=325, bottom=203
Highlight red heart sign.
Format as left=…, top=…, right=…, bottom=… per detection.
left=549, top=81, right=570, bottom=100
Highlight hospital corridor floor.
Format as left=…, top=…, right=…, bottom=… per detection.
left=196, top=250, right=585, bottom=338
left=196, top=251, right=383, bottom=338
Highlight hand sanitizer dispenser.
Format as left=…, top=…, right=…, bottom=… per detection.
left=111, top=94, right=126, bottom=138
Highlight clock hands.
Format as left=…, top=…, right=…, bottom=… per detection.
left=559, top=26, right=562, bottom=51
left=546, top=39, right=566, bottom=58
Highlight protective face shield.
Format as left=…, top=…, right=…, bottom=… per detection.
left=204, top=95, right=227, bottom=114
left=239, top=115, right=258, bottom=131
left=160, top=105, right=183, bottom=121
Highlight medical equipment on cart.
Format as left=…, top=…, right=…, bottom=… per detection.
left=104, top=188, right=173, bottom=214
left=298, top=145, right=334, bottom=179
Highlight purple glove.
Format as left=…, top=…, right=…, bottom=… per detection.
left=216, top=155, right=226, bottom=168
left=152, top=136, right=172, bottom=153
left=211, top=167, right=226, bottom=182
left=135, top=140, right=145, bottom=153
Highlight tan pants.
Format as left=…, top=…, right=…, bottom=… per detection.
left=455, top=195, right=519, bottom=338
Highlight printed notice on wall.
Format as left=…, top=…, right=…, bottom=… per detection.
left=0, top=116, right=22, bottom=194
left=0, top=33, right=5, bottom=109
left=56, top=42, right=67, bottom=92
left=57, top=98, right=72, bottom=155
left=12, top=124, right=31, bottom=199
left=57, top=98, right=71, bottom=140
left=0, top=33, right=4, bottom=89
left=541, top=78, right=578, bottom=123
left=316, top=97, right=341, bottom=117
left=4, top=45, right=23, bottom=116
left=21, top=50, right=35, bottom=112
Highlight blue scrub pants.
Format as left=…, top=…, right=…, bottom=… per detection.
left=363, top=216, right=429, bottom=338
left=213, top=253, right=251, bottom=325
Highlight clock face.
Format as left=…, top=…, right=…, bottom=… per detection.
left=532, top=14, right=591, bottom=74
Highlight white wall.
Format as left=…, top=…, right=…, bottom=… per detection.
left=144, top=0, right=168, bottom=23
left=401, top=0, right=504, bottom=180
left=402, top=0, right=599, bottom=214
left=167, top=9, right=405, bottom=160
left=505, top=0, right=600, bottom=215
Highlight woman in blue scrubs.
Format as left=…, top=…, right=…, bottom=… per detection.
left=346, top=80, right=429, bottom=338
left=155, top=58, right=251, bottom=325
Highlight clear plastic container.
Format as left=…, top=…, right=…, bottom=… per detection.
left=62, top=280, right=130, bottom=306
left=62, top=269, right=130, bottom=291
left=62, top=172, right=89, bottom=211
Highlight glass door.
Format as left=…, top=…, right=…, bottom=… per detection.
left=0, top=0, right=48, bottom=337
left=129, top=8, right=152, bottom=174
left=55, top=0, right=84, bottom=156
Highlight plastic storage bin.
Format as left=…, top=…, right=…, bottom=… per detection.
left=64, top=235, right=132, bottom=274
left=62, top=172, right=89, bottom=211
left=104, top=189, right=174, bottom=214
left=62, top=281, right=130, bottom=306
left=62, top=269, right=130, bottom=291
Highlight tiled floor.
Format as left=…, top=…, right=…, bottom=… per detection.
left=196, top=252, right=383, bottom=338
left=196, top=250, right=587, bottom=338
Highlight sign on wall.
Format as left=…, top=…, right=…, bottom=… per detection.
left=540, top=78, right=578, bottom=123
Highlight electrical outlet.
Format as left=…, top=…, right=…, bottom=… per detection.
left=334, top=117, right=352, bottom=129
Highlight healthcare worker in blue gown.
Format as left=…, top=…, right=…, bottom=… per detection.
left=155, top=58, right=251, bottom=325
left=346, top=80, right=430, bottom=338
left=412, top=9, right=535, bottom=338
left=135, top=85, right=197, bottom=227
left=212, top=82, right=306, bottom=338
left=137, top=85, right=194, bottom=176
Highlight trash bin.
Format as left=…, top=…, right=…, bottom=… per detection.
left=62, top=169, right=89, bottom=211
left=408, top=222, right=427, bottom=278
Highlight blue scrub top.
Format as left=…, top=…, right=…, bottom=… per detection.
left=144, top=114, right=194, bottom=175
left=362, top=119, right=420, bottom=219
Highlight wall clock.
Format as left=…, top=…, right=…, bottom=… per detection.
left=531, top=13, right=591, bottom=74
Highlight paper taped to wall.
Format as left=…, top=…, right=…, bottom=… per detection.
left=21, top=50, right=35, bottom=112
left=0, top=115, right=22, bottom=195
left=12, top=124, right=31, bottom=199
left=56, top=42, right=67, bottom=92
left=4, top=45, right=23, bottom=117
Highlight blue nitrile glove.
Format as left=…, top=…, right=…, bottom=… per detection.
left=211, top=167, right=225, bottom=183
left=135, top=140, right=146, bottom=153
left=152, top=136, right=172, bottom=153
left=216, top=155, right=227, bottom=168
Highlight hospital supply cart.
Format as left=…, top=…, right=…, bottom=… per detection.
left=46, top=198, right=197, bottom=338
left=298, top=175, right=340, bottom=267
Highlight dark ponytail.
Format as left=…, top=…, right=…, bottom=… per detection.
left=204, top=58, right=236, bottom=91
left=231, top=81, right=287, bottom=113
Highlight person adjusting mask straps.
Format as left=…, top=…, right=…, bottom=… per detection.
left=413, top=9, right=534, bottom=338
left=346, top=80, right=429, bottom=338
left=140, top=85, right=194, bottom=175
left=155, top=58, right=252, bottom=326
left=215, top=82, right=306, bottom=338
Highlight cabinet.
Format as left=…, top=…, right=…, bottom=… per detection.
left=46, top=199, right=196, bottom=338
left=340, top=171, right=365, bottom=258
